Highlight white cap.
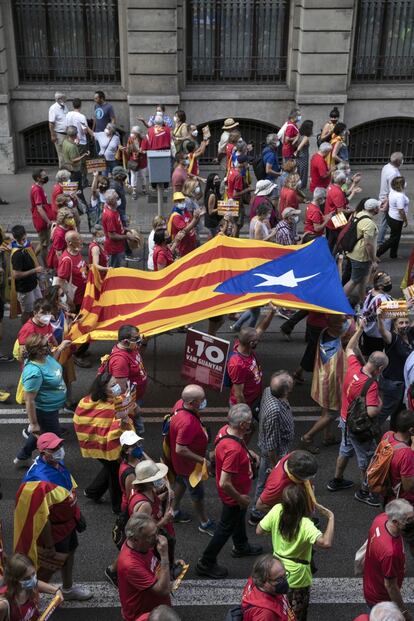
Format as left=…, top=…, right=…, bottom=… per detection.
left=364, top=198, right=381, bottom=211
left=119, top=430, right=143, bottom=446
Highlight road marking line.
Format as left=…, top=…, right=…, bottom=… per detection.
left=0, top=406, right=321, bottom=414
left=0, top=415, right=320, bottom=424
left=41, top=577, right=414, bottom=608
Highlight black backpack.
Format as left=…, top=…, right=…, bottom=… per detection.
left=334, top=213, right=371, bottom=254
left=253, top=145, right=274, bottom=181
left=346, top=377, right=379, bottom=443
left=224, top=605, right=255, bottom=621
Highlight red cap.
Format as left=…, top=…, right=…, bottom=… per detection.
left=37, top=433, right=63, bottom=452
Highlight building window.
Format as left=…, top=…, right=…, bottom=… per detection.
left=187, top=0, right=289, bottom=83
left=196, top=118, right=278, bottom=164
left=23, top=122, right=58, bottom=166
left=352, top=0, right=414, bottom=82
left=13, top=0, right=121, bottom=84
left=349, top=117, right=414, bottom=165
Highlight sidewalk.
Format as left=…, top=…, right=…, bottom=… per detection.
left=0, top=166, right=413, bottom=236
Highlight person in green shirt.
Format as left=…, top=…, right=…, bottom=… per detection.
left=62, top=125, right=90, bottom=204
left=256, top=485, right=334, bottom=621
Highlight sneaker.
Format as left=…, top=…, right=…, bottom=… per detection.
left=83, top=490, right=103, bottom=504
left=326, top=478, right=354, bottom=492
left=231, top=543, right=263, bottom=558
left=198, top=519, right=215, bottom=537
left=61, top=406, right=75, bottom=415
left=195, top=559, right=228, bottom=579
left=173, top=510, right=192, bottom=523
left=104, top=566, right=118, bottom=588
left=354, top=490, right=381, bottom=507
left=13, top=457, right=31, bottom=468
left=62, top=585, right=93, bottom=601
left=73, top=356, right=92, bottom=368
left=276, top=308, right=294, bottom=321
left=0, top=354, right=14, bottom=362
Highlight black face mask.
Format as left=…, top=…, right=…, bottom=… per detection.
left=382, top=283, right=392, bottom=293
left=271, top=577, right=289, bottom=595
left=41, top=176, right=49, bottom=184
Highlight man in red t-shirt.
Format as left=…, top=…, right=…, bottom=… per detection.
left=309, top=143, right=333, bottom=192
left=30, top=169, right=54, bottom=264
left=241, top=554, right=293, bottom=621
left=168, top=384, right=213, bottom=534
left=102, top=189, right=131, bottom=268
left=17, top=298, right=57, bottom=350
left=255, top=450, right=318, bottom=517
left=282, top=109, right=300, bottom=160
left=167, top=192, right=202, bottom=257
left=327, top=321, right=388, bottom=505
left=303, top=187, right=333, bottom=238
left=196, top=404, right=262, bottom=579
left=363, top=500, right=413, bottom=613
left=118, top=514, right=171, bottom=621
left=381, top=411, right=414, bottom=506
left=106, top=324, right=147, bottom=436
left=227, top=307, right=275, bottom=418
left=324, top=172, right=351, bottom=251
left=141, top=117, right=172, bottom=152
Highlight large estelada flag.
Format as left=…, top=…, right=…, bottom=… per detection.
left=69, top=235, right=353, bottom=343
left=14, top=457, right=77, bottom=568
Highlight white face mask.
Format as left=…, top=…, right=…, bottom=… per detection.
left=67, top=200, right=74, bottom=209
left=38, top=314, right=52, bottom=325
left=60, top=294, right=67, bottom=305
left=195, top=186, right=202, bottom=196
left=117, top=198, right=122, bottom=207
left=104, top=128, right=111, bottom=136
left=96, top=236, right=106, bottom=244
left=293, top=215, right=299, bottom=224
left=130, top=133, right=136, bottom=139
left=192, top=130, right=198, bottom=137
left=51, top=446, right=65, bottom=462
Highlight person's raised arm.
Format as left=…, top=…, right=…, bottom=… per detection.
left=313, top=502, right=334, bottom=549
left=376, top=307, right=392, bottom=345
left=345, top=317, right=365, bottom=357
left=256, top=304, right=276, bottom=337
left=148, top=535, right=171, bottom=597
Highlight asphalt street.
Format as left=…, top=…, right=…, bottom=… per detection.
left=0, top=244, right=414, bottom=621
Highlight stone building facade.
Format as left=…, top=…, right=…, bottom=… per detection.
left=0, top=0, right=413, bottom=172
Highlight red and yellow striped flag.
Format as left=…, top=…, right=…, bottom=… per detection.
left=69, top=235, right=348, bottom=343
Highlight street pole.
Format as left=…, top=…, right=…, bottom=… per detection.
left=157, top=183, right=163, bottom=217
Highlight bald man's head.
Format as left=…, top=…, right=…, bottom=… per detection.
left=65, top=230, right=82, bottom=253
left=181, top=384, right=205, bottom=411
left=270, top=370, right=293, bottom=399
left=367, top=351, right=389, bottom=377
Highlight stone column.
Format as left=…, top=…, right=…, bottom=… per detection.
left=0, top=2, right=15, bottom=173
left=294, top=0, right=356, bottom=130
left=126, top=0, right=180, bottom=126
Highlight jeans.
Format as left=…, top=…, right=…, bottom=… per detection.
left=250, top=455, right=272, bottom=519
left=377, top=215, right=404, bottom=258
left=377, top=211, right=390, bottom=245
left=17, top=409, right=61, bottom=459
left=232, top=307, right=260, bottom=331
left=378, top=376, right=405, bottom=429
left=280, top=309, right=308, bottom=335
left=201, top=503, right=248, bottom=565
left=109, top=252, right=125, bottom=268
left=85, top=458, right=122, bottom=512
left=338, top=418, right=376, bottom=471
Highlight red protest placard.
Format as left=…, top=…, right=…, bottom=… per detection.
left=181, top=329, right=230, bottom=392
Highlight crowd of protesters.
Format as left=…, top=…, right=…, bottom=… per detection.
left=0, top=95, right=413, bottom=621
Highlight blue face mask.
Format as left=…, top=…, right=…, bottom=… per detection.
left=20, top=575, right=37, bottom=590
left=199, top=398, right=207, bottom=410
left=51, top=447, right=65, bottom=462
left=131, top=445, right=144, bottom=459
left=111, top=383, right=122, bottom=397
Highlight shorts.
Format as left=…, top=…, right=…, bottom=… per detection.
left=54, top=529, right=78, bottom=553
left=175, top=475, right=205, bottom=501
left=349, top=259, right=371, bottom=284
left=338, top=418, right=375, bottom=470
left=16, top=285, right=42, bottom=313
left=37, top=228, right=50, bottom=248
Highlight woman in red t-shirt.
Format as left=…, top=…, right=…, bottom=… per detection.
left=153, top=229, right=180, bottom=271
left=0, top=553, right=60, bottom=621
left=88, top=224, right=109, bottom=275
left=279, top=173, right=302, bottom=217
left=46, top=207, right=76, bottom=270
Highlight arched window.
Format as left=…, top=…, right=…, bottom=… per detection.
left=187, top=0, right=289, bottom=83
left=349, top=117, right=414, bottom=165
left=13, top=0, right=120, bottom=83
left=23, top=122, right=58, bottom=166
left=352, top=0, right=414, bottom=81
left=196, top=118, right=278, bottom=164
